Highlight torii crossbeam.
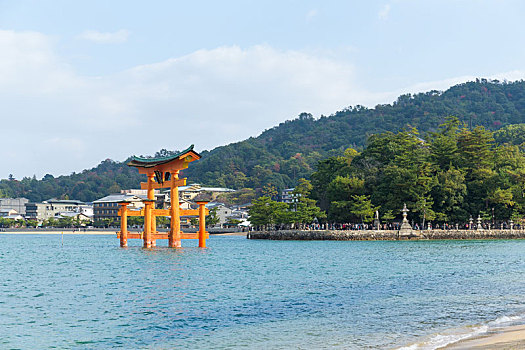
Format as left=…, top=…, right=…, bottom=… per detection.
left=117, top=145, right=209, bottom=248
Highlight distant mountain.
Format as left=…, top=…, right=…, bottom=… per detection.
left=184, top=79, right=525, bottom=189
left=2, top=79, right=525, bottom=202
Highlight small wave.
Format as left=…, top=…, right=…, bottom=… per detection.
left=397, top=325, right=488, bottom=350
left=488, top=314, right=524, bottom=326
left=397, top=312, right=525, bottom=350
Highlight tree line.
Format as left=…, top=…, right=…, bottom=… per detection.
left=249, top=118, right=525, bottom=228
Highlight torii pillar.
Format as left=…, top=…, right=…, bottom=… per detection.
left=146, top=173, right=157, bottom=238
left=196, top=201, right=208, bottom=248
left=118, top=201, right=131, bottom=247
left=169, top=171, right=182, bottom=248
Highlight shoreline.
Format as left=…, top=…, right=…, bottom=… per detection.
left=444, top=324, right=525, bottom=349
left=249, top=229, right=525, bottom=241
left=0, top=230, right=246, bottom=236
left=397, top=316, right=525, bottom=350
left=212, top=231, right=246, bottom=236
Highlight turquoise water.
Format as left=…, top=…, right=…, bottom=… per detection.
left=1, top=235, right=525, bottom=349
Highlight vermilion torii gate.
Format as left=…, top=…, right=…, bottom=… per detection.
left=117, top=145, right=209, bottom=248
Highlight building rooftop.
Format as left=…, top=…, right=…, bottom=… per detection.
left=56, top=212, right=90, bottom=218
left=93, top=194, right=146, bottom=203
left=3, top=214, right=24, bottom=220
left=44, top=198, right=86, bottom=205
left=205, top=202, right=229, bottom=209
left=178, top=184, right=235, bottom=193
left=127, top=145, right=200, bottom=168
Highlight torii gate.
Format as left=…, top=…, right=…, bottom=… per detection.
left=117, top=145, right=209, bottom=248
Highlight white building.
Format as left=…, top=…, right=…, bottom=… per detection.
left=93, top=194, right=145, bottom=222
left=79, top=205, right=94, bottom=218
left=0, top=208, right=18, bottom=217
left=281, top=188, right=298, bottom=204
left=205, top=202, right=233, bottom=227
left=55, top=211, right=92, bottom=225
left=0, top=198, right=29, bottom=215
left=177, top=184, right=235, bottom=201
left=25, top=199, right=86, bottom=222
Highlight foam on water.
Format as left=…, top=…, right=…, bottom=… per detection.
left=397, top=325, right=488, bottom=350
left=489, top=314, right=524, bottom=326
left=398, top=312, right=525, bottom=350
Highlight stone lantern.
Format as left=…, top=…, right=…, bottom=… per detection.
left=399, top=203, right=418, bottom=238
left=477, top=215, right=483, bottom=230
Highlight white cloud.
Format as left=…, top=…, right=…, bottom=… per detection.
left=2, top=29, right=525, bottom=179
left=378, top=4, right=391, bottom=20
left=306, top=9, right=318, bottom=21
left=78, top=29, right=129, bottom=43
left=0, top=31, right=375, bottom=178
left=0, top=30, right=80, bottom=94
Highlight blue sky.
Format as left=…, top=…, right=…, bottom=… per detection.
left=2, top=0, right=525, bottom=178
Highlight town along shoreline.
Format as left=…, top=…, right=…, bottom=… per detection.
left=247, top=229, right=525, bottom=240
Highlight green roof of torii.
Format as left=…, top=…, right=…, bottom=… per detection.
left=127, top=145, right=200, bottom=168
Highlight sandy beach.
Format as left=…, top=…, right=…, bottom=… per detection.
left=212, top=231, right=247, bottom=236
left=444, top=325, right=525, bottom=349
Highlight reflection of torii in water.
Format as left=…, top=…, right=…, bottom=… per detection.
left=117, top=145, right=209, bottom=248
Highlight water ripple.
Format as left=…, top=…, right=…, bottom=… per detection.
left=0, top=235, right=524, bottom=349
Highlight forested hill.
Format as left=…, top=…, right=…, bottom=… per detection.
left=2, top=79, right=525, bottom=202
left=184, top=79, right=525, bottom=189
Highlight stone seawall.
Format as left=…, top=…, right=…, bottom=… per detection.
left=248, top=229, right=525, bottom=241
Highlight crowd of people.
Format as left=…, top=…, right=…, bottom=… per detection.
left=252, top=221, right=523, bottom=231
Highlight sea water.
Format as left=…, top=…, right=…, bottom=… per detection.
left=0, top=234, right=524, bottom=349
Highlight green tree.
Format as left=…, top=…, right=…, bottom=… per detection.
left=261, top=184, right=278, bottom=200
left=57, top=216, right=73, bottom=228
left=354, top=128, right=434, bottom=216
left=215, top=188, right=256, bottom=206
left=310, top=156, right=349, bottom=211
left=457, top=126, right=495, bottom=169
left=226, top=218, right=242, bottom=226
left=291, top=179, right=326, bottom=227
left=248, top=196, right=288, bottom=229
left=350, top=195, right=378, bottom=223
left=156, top=216, right=170, bottom=228
left=206, top=207, right=220, bottom=227
left=381, top=210, right=395, bottom=223
left=430, top=168, right=467, bottom=222
left=494, top=123, right=525, bottom=146
left=413, top=196, right=436, bottom=228
left=429, top=117, right=461, bottom=170
left=44, top=217, right=57, bottom=227
left=26, top=219, right=38, bottom=228
left=128, top=216, right=144, bottom=227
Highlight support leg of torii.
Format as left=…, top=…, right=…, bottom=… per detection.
left=143, top=200, right=153, bottom=248
left=147, top=173, right=156, bottom=247
left=197, top=202, right=207, bottom=248
left=150, top=215, right=157, bottom=247
left=169, top=172, right=181, bottom=248
left=119, top=202, right=129, bottom=247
